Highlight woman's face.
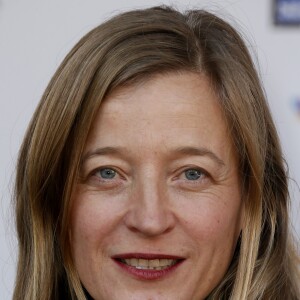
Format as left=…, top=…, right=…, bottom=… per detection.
left=70, top=72, right=243, bottom=300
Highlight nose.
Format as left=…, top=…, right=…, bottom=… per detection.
left=123, top=173, right=176, bottom=237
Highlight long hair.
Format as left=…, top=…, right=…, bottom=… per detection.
left=13, top=6, right=299, bottom=300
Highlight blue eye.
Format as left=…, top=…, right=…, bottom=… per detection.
left=184, top=169, right=202, bottom=180
left=98, top=168, right=116, bottom=179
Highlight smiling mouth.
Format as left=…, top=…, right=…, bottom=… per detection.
left=112, top=253, right=184, bottom=270
left=112, top=254, right=185, bottom=280
left=117, top=258, right=179, bottom=270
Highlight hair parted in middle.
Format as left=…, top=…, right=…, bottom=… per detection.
left=13, top=5, right=299, bottom=300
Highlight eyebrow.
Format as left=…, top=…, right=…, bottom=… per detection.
left=81, top=145, right=225, bottom=167
left=81, top=146, right=125, bottom=165
left=173, top=146, right=225, bottom=167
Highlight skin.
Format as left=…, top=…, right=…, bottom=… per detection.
left=70, top=72, right=244, bottom=300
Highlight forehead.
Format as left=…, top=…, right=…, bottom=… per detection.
left=102, top=72, right=218, bottom=115
left=84, top=72, right=235, bottom=165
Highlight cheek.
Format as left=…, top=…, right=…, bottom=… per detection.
left=70, top=194, right=118, bottom=259
left=178, top=190, right=242, bottom=247
left=69, top=196, right=117, bottom=296
left=70, top=184, right=126, bottom=239
left=70, top=207, right=100, bottom=270
left=71, top=208, right=100, bottom=247
left=185, top=209, right=236, bottom=242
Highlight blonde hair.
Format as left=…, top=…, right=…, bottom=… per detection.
left=13, top=6, right=299, bottom=300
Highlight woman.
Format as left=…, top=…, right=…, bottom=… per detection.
left=13, top=5, right=300, bottom=300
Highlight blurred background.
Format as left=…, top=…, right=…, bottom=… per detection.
left=1, top=0, right=299, bottom=298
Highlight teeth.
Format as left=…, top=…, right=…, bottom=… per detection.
left=138, top=259, right=149, bottom=267
left=149, top=259, right=160, bottom=268
left=129, top=258, right=138, bottom=267
left=122, top=258, right=177, bottom=270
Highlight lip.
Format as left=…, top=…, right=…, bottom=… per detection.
left=112, top=253, right=185, bottom=280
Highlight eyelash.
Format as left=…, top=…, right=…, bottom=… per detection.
left=91, top=167, right=121, bottom=181
left=88, top=166, right=209, bottom=183
left=176, top=166, right=209, bottom=181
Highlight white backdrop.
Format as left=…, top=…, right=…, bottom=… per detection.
left=1, top=0, right=299, bottom=299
